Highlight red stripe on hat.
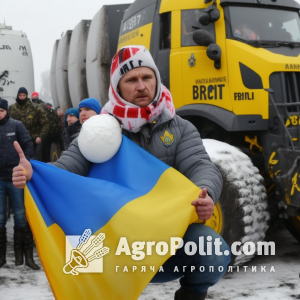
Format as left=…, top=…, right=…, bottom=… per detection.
left=113, top=105, right=126, bottom=118
left=127, top=107, right=139, bottom=118
left=111, top=52, right=120, bottom=76
left=121, top=48, right=131, bottom=63
left=131, top=47, right=140, bottom=55
left=141, top=107, right=151, bottom=120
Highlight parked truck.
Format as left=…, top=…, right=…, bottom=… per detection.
left=50, top=0, right=300, bottom=265
left=0, top=23, right=34, bottom=105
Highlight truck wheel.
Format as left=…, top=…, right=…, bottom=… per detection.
left=49, top=142, right=61, bottom=162
left=284, top=216, right=300, bottom=243
left=203, top=139, right=270, bottom=266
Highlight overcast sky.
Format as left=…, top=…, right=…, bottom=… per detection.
left=0, top=0, right=134, bottom=93
left=1, top=0, right=300, bottom=93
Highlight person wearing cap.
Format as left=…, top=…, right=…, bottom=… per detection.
left=62, top=108, right=81, bottom=150
left=78, top=98, right=102, bottom=124
left=12, top=46, right=229, bottom=299
left=31, top=92, right=43, bottom=105
left=31, top=91, right=54, bottom=111
left=0, top=98, right=40, bottom=270
left=9, top=87, right=49, bottom=161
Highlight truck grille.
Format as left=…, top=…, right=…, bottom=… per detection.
left=270, top=72, right=300, bottom=113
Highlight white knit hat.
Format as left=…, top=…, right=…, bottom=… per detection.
left=102, top=45, right=175, bottom=133
left=109, top=45, right=162, bottom=106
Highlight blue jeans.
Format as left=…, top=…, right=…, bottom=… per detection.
left=151, top=223, right=231, bottom=295
left=0, top=180, right=26, bottom=228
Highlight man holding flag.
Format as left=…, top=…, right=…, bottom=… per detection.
left=12, top=45, right=230, bottom=300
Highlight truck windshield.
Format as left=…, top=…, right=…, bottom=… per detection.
left=228, top=6, right=300, bottom=43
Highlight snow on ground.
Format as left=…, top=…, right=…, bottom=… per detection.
left=140, top=221, right=300, bottom=300
left=0, top=218, right=299, bottom=300
left=0, top=218, right=53, bottom=300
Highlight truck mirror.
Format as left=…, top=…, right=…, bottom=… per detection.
left=199, top=12, right=210, bottom=26
left=193, top=29, right=215, bottom=46
left=207, top=43, right=222, bottom=69
left=209, top=8, right=220, bottom=23
left=199, top=5, right=220, bottom=26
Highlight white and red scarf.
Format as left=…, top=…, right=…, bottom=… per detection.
left=102, top=46, right=175, bottom=133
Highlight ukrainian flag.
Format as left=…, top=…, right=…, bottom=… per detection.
left=25, top=135, right=200, bottom=300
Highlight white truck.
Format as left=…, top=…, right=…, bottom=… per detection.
left=0, top=23, right=34, bottom=105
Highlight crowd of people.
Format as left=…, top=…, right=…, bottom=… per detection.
left=0, top=89, right=101, bottom=271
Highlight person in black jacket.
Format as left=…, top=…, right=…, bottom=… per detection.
left=62, top=108, right=82, bottom=151
left=0, top=98, right=39, bottom=270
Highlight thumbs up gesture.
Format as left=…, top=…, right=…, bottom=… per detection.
left=191, top=188, right=214, bottom=221
left=12, top=141, right=33, bottom=189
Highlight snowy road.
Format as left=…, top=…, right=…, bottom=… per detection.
left=0, top=218, right=299, bottom=300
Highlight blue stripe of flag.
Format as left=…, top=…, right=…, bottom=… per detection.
left=27, top=136, right=168, bottom=235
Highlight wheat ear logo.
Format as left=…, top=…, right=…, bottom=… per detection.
left=63, top=229, right=110, bottom=275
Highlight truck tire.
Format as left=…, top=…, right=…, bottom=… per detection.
left=203, top=139, right=270, bottom=266
left=49, top=142, right=61, bottom=162
left=284, top=216, right=300, bottom=243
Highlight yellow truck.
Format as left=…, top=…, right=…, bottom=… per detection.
left=51, top=0, right=300, bottom=264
